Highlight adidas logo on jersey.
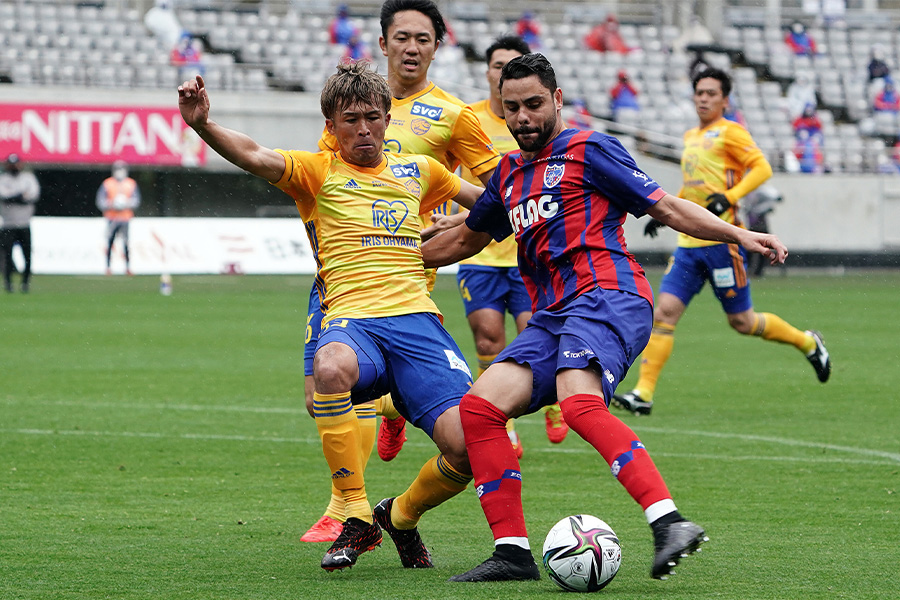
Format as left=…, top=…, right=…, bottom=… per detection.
left=344, top=179, right=361, bottom=189
left=331, top=467, right=354, bottom=479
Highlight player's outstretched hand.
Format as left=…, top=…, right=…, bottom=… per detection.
left=742, top=231, right=788, bottom=265
left=422, top=212, right=467, bottom=242
left=705, top=193, right=731, bottom=216
left=643, top=218, right=665, bottom=238
left=178, top=75, right=210, bottom=130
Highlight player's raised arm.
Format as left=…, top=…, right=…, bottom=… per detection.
left=421, top=221, right=492, bottom=268
left=178, top=75, right=285, bottom=183
left=647, top=192, right=788, bottom=264
left=452, top=179, right=485, bottom=210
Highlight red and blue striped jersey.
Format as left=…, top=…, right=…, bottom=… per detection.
left=466, top=129, right=665, bottom=312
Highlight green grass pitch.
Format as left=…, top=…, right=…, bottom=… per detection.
left=1, top=271, right=898, bottom=599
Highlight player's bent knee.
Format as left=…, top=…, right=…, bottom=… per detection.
left=312, top=343, right=360, bottom=393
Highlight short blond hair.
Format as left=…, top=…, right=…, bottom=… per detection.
left=320, top=61, right=392, bottom=120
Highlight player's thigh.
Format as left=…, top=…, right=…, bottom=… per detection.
left=701, top=244, right=753, bottom=314
left=658, top=247, right=707, bottom=308
left=314, top=319, right=386, bottom=397
left=469, top=360, right=534, bottom=418
left=382, top=313, right=473, bottom=438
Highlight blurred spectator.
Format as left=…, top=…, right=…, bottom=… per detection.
left=868, top=45, right=891, bottom=83
left=0, top=154, right=40, bottom=293
left=672, top=15, right=715, bottom=54
left=741, top=185, right=782, bottom=276
left=609, top=70, right=640, bottom=120
left=873, top=78, right=900, bottom=113
left=343, top=33, right=372, bottom=63
left=786, top=73, right=818, bottom=119
left=330, top=4, right=358, bottom=46
left=794, top=129, right=824, bottom=174
left=723, top=97, right=747, bottom=127
left=97, top=161, right=141, bottom=276
left=171, top=34, right=204, bottom=80
left=144, top=0, right=183, bottom=51
left=584, top=14, right=632, bottom=54
left=516, top=11, right=542, bottom=49
left=876, top=152, right=900, bottom=174
left=784, top=21, right=818, bottom=56
left=792, top=103, right=823, bottom=140
left=568, top=99, right=593, bottom=130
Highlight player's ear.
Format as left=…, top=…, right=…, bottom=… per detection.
left=385, top=112, right=391, bottom=128
left=554, top=87, right=564, bottom=110
left=379, top=36, right=388, bottom=57
left=325, top=118, right=335, bottom=136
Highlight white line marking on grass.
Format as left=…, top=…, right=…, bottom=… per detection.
left=0, top=398, right=307, bottom=415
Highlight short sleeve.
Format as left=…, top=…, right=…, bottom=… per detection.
left=419, top=156, right=462, bottom=214
left=272, top=149, right=330, bottom=205
left=465, top=170, right=512, bottom=242
left=724, top=125, right=767, bottom=170
left=586, top=134, right=666, bottom=217
left=318, top=127, right=338, bottom=152
left=448, top=105, right=501, bottom=178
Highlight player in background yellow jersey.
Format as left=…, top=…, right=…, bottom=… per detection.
left=458, top=36, right=569, bottom=456
left=178, top=63, right=487, bottom=571
left=612, top=68, right=831, bottom=416
left=302, top=0, right=501, bottom=544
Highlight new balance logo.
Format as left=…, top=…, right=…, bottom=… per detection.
left=331, top=467, right=354, bottom=479
left=344, top=179, right=361, bottom=189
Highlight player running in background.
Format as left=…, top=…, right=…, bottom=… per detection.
left=178, top=62, right=486, bottom=571
left=612, top=67, right=831, bottom=417
left=421, top=53, right=787, bottom=582
left=302, top=0, right=501, bottom=544
left=458, top=35, right=568, bottom=456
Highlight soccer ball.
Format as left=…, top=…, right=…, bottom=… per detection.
left=542, top=515, right=622, bottom=592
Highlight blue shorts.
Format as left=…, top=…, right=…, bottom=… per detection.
left=316, top=312, right=473, bottom=437
left=659, top=244, right=753, bottom=314
left=495, top=288, right=652, bottom=413
left=456, top=265, right=532, bottom=318
left=304, top=286, right=324, bottom=377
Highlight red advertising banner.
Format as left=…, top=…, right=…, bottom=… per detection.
left=0, top=103, right=205, bottom=166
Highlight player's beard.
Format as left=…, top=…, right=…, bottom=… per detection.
left=513, top=115, right=558, bottom=153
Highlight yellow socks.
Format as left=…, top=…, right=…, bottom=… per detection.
left=313, top=391, right=371, bottom=523
left=391, top=455, right=472, bottom=530
left=476, top=353, right=497, bottom=378
left=751, top=312, right=816, bottom=353
left=634, top=321, right=676, bottom=401
left=374, top=394, right=401, bottom=420
left=324, top=490, right=345, bottom=522
left=355, top=401, right=376, bottom=471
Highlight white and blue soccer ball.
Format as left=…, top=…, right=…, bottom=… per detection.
left=542, top=514, right=622, bottom=592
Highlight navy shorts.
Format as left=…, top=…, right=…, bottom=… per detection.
left=495, top=288, right=652, bottom=413
left=304, top=286, right=324, bottom=377
left=456, top=265, right=532, bottom=318
left=316, top=312, right=473, bottom=438
left=659, top=244, right=753, bottom=314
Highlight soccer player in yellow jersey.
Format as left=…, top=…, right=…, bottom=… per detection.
left=177, top=62, right=486, bottom=571
left=301, top=0, right=501, bottom=544
left=613, top=68, right=831, bottom=416
left=458, top=36, right=569, bottom=455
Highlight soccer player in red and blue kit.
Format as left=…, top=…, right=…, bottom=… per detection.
left=421, top=53, right=788, bottom=583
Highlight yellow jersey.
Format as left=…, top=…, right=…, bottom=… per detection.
left=459, top=99, right=519, bottom=268
left=273, top=149, right=461, bottom=323
left=678, top=117, right=769, bottom=248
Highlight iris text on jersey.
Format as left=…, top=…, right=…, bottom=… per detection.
left=371, top=199, right=409, bottom=234
left=360, top=235, right=419, bottom=248
left=507, top=194, right=559, bottom=234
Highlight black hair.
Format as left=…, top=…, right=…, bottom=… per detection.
left=499, top=53, right=557, bottom=94
left=692, top=67, right=732, bottom=97
left=380, top=0, right=446, bottom=43
left=485, top=35, right=531, bottom=65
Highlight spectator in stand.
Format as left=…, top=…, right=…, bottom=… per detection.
left=343, top=33, right=372, bottom=63
left=874, top=78, right=900, bottom=113
left=584, top=13, right=632, bottom=54
left=868, top=45, right=891, bottom=83
left=0, top=154, right=40, bottom=293
left=793, top=129, right=824, bottom=174
left=171, top=34, right=204, bottom=81
left=144, top=0, right=183, bottom=51
left=609, top=69, right=640, bottom=120
left=786, top=73, right=818, bottom=120
left=516, top=11, right=542, bottom=49
left=784, top=21, right=818, bottom=56
left=723, top=95, right=747, bottom=127
left=568, top=98, right=592, bottom=130
left=792, top=103, right=823, bottom=141
left=330, top=3, right=358, bottom=46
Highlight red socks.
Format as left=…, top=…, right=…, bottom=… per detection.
left=459, top=393, right=527, bottom=541
left=560, top=393, right=671, bottom=509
